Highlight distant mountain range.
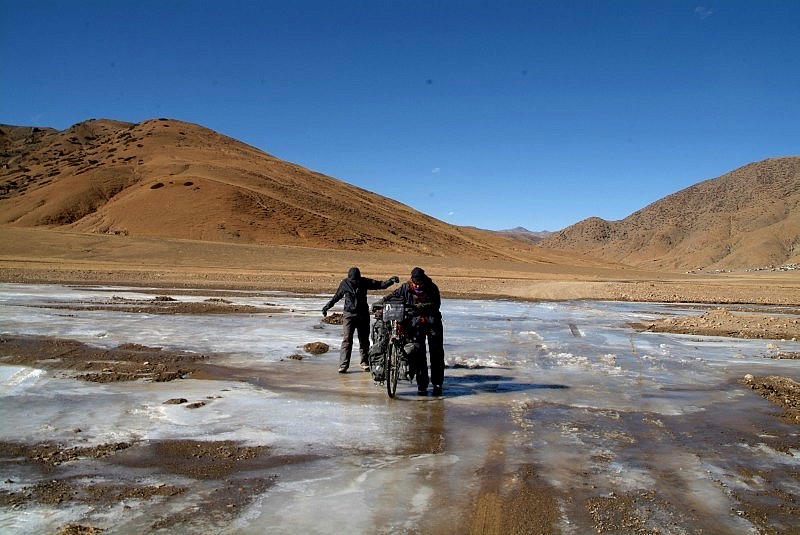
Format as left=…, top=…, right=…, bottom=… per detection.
left=496, top=227, right=554, bottom=243
left=2, top=118, right=796, bottom=272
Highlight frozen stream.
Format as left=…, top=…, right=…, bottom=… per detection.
left=1, top=283, right=799, bottom=533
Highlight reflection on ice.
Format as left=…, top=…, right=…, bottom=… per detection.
left=2, top=283, right=799, bottom=533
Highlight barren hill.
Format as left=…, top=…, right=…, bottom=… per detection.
left=497, top=227, right=553, bottom=243
left=0, top=118, right=602, bottom=266
left=542, top=157, right=800, bottom=271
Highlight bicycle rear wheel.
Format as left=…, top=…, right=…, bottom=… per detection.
left=386, top=343, right=400, bottom=398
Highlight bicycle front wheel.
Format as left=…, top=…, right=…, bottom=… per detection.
left=386, top=343, right=400, bottom=398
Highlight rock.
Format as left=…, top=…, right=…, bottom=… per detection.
left=303, top=342, right=330, bottom=354
left=322, top=313, right=344, bottom=325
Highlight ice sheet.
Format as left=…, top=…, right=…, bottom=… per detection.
left=2, top=283, right=799, bottom=533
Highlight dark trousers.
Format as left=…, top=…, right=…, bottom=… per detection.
left=340, top=314, right=370, bottom=369
left=413, top=324, right=444, bottom=389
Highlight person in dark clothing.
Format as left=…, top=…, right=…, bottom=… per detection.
left=382, top=267, right=444, bottom=396
left=322, top=267, right=399, bottom=373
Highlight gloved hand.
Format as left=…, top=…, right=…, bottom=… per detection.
left=322, top=306, right=329, bottom=317
left=390, top=275, right=400, bottom=284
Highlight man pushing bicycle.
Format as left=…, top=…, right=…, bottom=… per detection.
left=381, top=267, right=444, bottom=397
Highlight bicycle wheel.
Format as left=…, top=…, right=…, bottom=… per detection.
left=386, top=343, right=400, bottom=398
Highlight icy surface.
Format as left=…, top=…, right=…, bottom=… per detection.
left=1, top=283, right=799, bottom=533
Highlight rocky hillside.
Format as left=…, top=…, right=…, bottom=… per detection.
left=541, top=157, right=800, bottom=271
left=0, top=118, right=593, bottom=265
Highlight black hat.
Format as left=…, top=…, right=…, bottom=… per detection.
left=348, top=267, right=361, bottom=280
left=410, top=267, right=426, bottom=283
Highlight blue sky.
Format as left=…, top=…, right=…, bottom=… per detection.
left=2, top=1, right=798, bottom=231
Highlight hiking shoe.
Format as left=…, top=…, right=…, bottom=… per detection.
left=432, top=385, right=443, bottom=396
left=338, top=366, right=348, bottom=374
left=417, top=388, right=428, bottom=396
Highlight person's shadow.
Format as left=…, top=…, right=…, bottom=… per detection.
left=438, top=372, right=569, bottom=398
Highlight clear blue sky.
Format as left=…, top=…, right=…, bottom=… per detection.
left=2, top=1, right=798, bottom=231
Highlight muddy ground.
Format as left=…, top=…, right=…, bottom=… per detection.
left=0, top=437, right=281, bottom=534
left=631, top=307, right=800, bottom=341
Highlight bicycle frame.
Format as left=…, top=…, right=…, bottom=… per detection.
left=382, top=301, right=412, bottom=398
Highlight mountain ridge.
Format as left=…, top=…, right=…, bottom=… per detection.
left=541, top=156, right=800, bottom=270
left=497, top=227, right=553, bottom=243
left=3, top=118, right=796, bottom=272
left=0, top=118, right=606, bottom=267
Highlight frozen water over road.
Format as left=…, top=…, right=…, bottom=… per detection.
left=1, top=284, right=799, bottom=533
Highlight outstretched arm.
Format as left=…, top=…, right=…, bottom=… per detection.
left=382, top=275, right=400, bottom=289
left=322, top=285, right=344, bottom=316
left=366, top=276, right=400, bottom=291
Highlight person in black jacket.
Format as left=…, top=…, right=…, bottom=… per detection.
left=382, top=267, right=444, bottom=396
left=323, top=267, right=399, bottom=373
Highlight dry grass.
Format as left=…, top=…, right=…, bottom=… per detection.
left=2, top=226, right=799, bottom=305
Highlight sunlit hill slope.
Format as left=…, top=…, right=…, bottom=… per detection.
left=542, top=157, right=800, bottom=271
left=0, top=118, right=603, bottom=267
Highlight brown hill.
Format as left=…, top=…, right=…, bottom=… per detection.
left=2, top=121, right=799, bottom=305
left=541, top=157, right=800, bottom=271
left=0, top=118, right=605, bottom=267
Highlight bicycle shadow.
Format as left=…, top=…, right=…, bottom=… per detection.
left=438, top=372, right=569, bottom=398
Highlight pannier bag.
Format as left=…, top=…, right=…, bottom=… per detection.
left=369, top=305, right=390, bottom=381
left=382, top=301, right=405, bottom=321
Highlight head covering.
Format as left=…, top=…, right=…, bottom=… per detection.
left=410, top=267, right=426, bottom=284
left=347, top=267, right=361, bottom=280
